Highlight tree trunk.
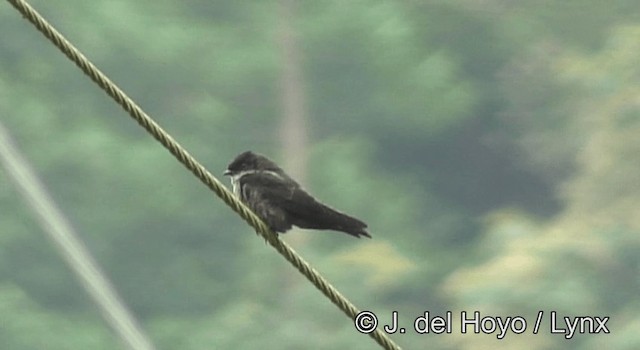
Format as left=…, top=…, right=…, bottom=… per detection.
left=276, top=0, right=310, bottom=308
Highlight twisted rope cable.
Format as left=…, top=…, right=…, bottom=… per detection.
left=7, top=1, right=402, bottom=349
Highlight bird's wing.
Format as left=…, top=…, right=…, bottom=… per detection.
left=239, top=173, right=295, bottom=232
left=242, top=173, right=369, bottom=238
left=285, top=188, right=369, bottom=237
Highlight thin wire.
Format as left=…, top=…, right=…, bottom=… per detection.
left=6, top=0, right=402, bottom=349
left=0, top=121, right=156, bottom=350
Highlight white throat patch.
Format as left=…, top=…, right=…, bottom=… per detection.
left=229, top=169, right=283, bottom=198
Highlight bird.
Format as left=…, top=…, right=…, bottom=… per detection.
left=223, top=151, right=371, bottom=238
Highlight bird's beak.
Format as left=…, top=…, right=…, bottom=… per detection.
left=223, top=169, right=232, bottom=176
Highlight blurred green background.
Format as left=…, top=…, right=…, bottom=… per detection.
left=1, top=0, right=639, bottom=349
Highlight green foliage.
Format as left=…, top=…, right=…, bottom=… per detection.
left=0, top=284, right=116, bottom=350
left=1, top=1, right=639, bottom=349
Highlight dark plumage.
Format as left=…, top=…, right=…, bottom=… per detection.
left=224, top=151, right=370, bottom=238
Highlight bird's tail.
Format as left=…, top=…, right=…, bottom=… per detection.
left=293, top=203, right=371, bottom=238
left=332, top=211, right=370, bottom=238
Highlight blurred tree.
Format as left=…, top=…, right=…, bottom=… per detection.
left=444, top=24, right=640, bottom=350
left=2, top=0, right=640, bottom=349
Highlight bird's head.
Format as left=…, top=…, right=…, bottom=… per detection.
left=224, top=151, right=281, bottom=177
